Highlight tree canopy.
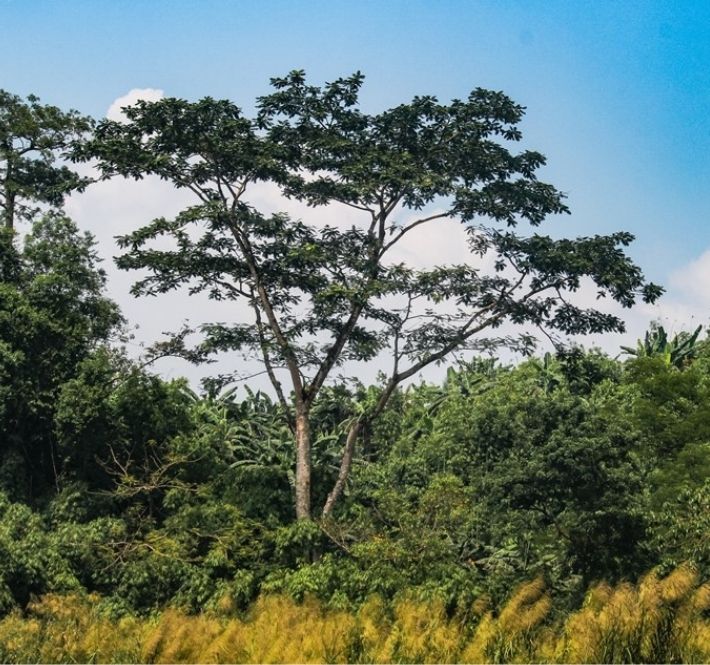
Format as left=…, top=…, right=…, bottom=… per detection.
left=0, top=216, right=122, bottom=500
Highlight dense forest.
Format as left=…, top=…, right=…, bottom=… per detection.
left=0, top=81, right=708, bottom=663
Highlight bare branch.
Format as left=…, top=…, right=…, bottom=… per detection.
left=251, top=292, right=292, bottom=420
left=380, top=212, right=451, bottom=257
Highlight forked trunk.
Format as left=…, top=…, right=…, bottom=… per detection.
left=294, top=408, right=311, bottom=520
left=322, top=420, right=361, bottom=517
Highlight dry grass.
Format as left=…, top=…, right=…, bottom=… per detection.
left=0, top=565, right=707, bottom=663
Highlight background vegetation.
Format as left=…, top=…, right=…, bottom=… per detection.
left=0, top=86, right=707, bottom=662
left=1, top=214, right=708, bottom=661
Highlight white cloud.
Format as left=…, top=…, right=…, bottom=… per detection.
left=561, top=249, right=710, bottom=358
left=106, top=88, right=165, bottom=122
left=668, top=249, right=710, bottom=310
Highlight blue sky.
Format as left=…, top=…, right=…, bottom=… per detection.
left=3, top=1, right=708, bottom=270
left=2, top=0, right=709, bottom=382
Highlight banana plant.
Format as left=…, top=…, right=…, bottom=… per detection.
left=218, top=387, right=293, bottom=478
left=187, top=384, right=359, bottom=488
left=532, top=351, right=563, bottom=393
left=403, top=360, right=496, bottom=442
left=621, top=324, right=702, bottom=369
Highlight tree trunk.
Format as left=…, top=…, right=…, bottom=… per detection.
left=4, top=190, right=15, bottom=230
left=322, top=420, right=361, bottom=517
left=294, top=407, right=311, bottom=520
left=322, top=379, right=400, bottom=517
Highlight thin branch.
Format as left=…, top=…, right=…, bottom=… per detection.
left=306, top=193, right=404, bottom=406
left=380, top=211, right=451, bottom=257
left=332, top=197, right=375, bottom=213
left=224, top=215, right=305, bottom=400
left=251, top=292, right=292, bottom=421
left=317, top=519, right=353, bottom=555
left=392, top=293, right=416, bottom=376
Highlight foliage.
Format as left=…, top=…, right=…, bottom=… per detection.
left=1, top=284, right=709, bottom=620
left=0, top=215, right=122, bottom=501
left=0, top=493, right=82, bottom=612
left=0, top=90, right=91, bottom=229
left=0, top=83, right=706, bottom=662
left=649, top=481, right=710, bottom=572
left=621, top=323, right=702, bottom=369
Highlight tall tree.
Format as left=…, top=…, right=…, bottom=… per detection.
left=0, top=90, right=92, bottom=230
left=0, top=215, right=122, bottom=500
left=80, top=71, right=662, bottom=520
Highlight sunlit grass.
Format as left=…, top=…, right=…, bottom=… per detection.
left=0, top=565, right=707, bottom=663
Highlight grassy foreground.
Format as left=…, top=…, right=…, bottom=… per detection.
left=0, top=566, right=707, bottom=664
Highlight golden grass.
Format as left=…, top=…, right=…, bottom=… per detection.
left=0, top=565, right=707, bottom=663
left=548, top=564, right=710, bottom=663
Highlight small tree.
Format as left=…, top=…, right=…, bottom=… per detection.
left=81, top=72, right=662, bottom=520
left=0, top=90, right=92, bottom=230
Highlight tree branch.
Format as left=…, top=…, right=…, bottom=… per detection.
left=251, top=292, right=292, bottom=422
left=380, top=211, right=451, bottom=257
left=224, top=215, right=306, bottom=401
